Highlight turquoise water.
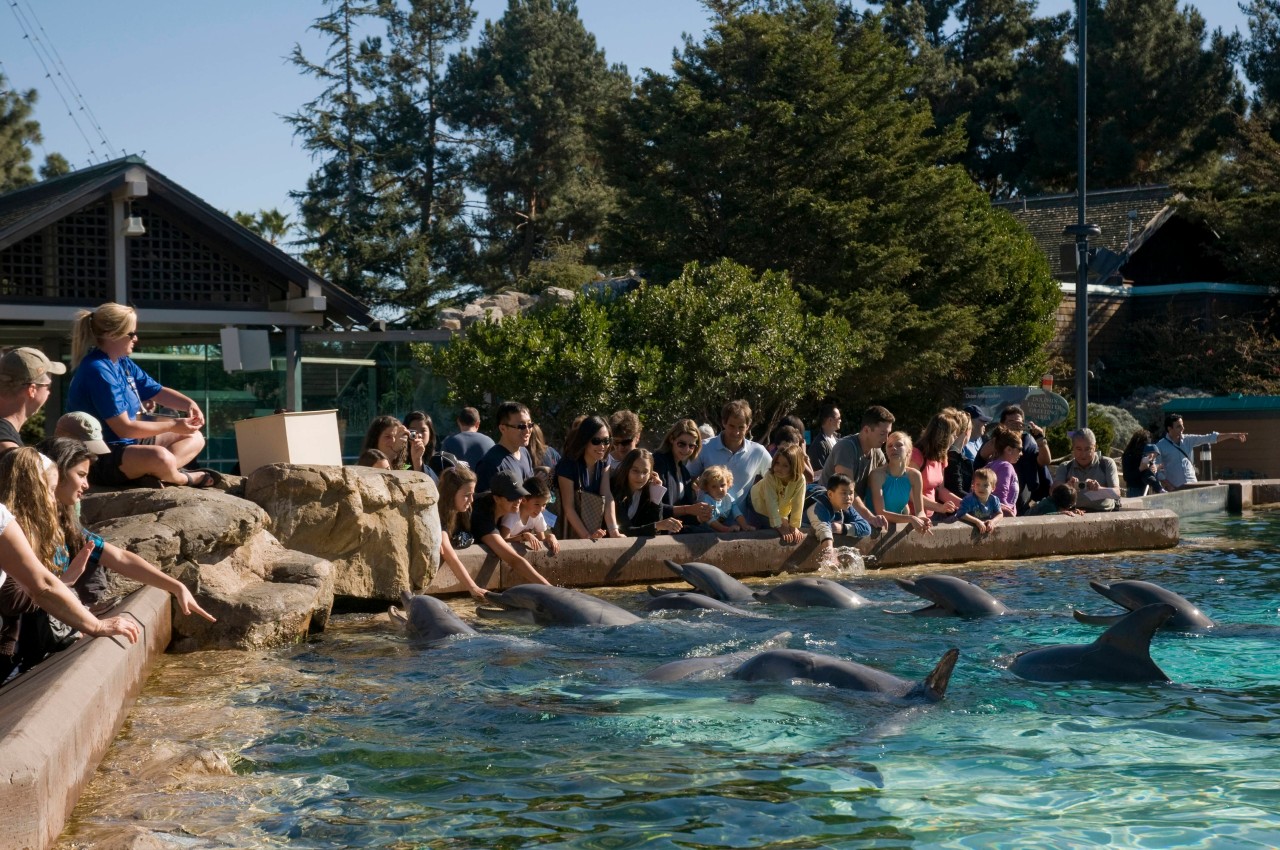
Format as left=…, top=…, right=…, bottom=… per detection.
left=69, top=514, right=1280, bottom=848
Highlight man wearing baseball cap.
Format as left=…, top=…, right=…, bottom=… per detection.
left=468, top=470, right=553, bottom=589
left=961, top=404, right=991, bottom=462
left=0, top=348, right=66, bottom=456
left=55, top=411, right=112, bottom=456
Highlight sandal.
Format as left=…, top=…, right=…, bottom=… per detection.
left=183, top=468, right=224, bottom=489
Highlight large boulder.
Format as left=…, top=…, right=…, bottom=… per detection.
left=80, top=487, right=335, bottom=650
left=242, top=464, right=442, bottom=601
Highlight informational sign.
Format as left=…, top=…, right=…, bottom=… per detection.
left=963, top=386, right=1071, bottom=429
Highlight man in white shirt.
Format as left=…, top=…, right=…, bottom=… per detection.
left=1157, top=414, right=1247, bottom=490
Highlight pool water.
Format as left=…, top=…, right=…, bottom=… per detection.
left=61, top=513, right=1280, bottom=848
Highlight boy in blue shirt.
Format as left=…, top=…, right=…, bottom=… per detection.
left=805, top=473, right=872, bottom=554
left=955, top=468, right=1002, bottom=534
left=697, top=466, right=753, bottom=532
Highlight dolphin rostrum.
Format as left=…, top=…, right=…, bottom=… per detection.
left=476, top=585, right=642, bottom=627
left=891, top=575, right=1010, bottom=617
left=649, top=560, right=756, bottom=605
left=389, top=591, right=478, bottom=641
left=753, top=577, right=870, bottom=609
left=1073, top=579, right=1215, bottom=632
left=1011, top=603, right=1175, bottom=683
left=732, top=647, right=959, bottom=701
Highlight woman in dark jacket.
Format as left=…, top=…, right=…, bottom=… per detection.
left=651, top=419, right=713, bottom=527
left=611, top=449, right=682, bottom=536
left=555, top=415, right=614, bottom=539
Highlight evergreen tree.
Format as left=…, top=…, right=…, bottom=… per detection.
left=875, top=0, right=1041, bottom=197
left=1014, top=0, right=1242, bottom=192
left=1242, top=0, right=1280, bottom=130
left=0, top=75, right=66, bottom=192
left=287, top=0, right=384, bottom=304
left=288, top=0, right=478, bottom=324
left=442, top=0, right=631, bottom=288
left=601, top=0, right=1057, bottom=418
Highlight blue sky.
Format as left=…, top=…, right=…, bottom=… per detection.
left=1, top=0, right=1249, bottom=220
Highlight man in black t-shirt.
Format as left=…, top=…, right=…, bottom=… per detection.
left=468, top=470, right=553, bottom=588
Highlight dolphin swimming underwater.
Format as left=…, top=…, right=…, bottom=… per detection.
left=1073, top=579, right=1215, bottom=632
left=643, top=592, right=754, bottom=615
left=753, top=577, right=870, bottom=609
left=476, top=585, right=642, bottom=626
left=1011, top=602, right=1175, bottom=683
left=731, top=647, right=960, bottom=701
left=649, top=560, right=757, bottom=605
left=641, top=631, right=795, bottom=682
left=389, top=591, right=478, bottom=641
left=891, top=575, right=1010, bottom=618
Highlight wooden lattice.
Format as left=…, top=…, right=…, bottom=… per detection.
left=128, top=201, right=272, bottom=306
left=0, top=202, right=112, bottom=300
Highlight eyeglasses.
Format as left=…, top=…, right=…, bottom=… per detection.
left=674, top=440, right=697, bottom=450
left=502, top=421, right=535, bottom=431
left=613, top=437, right=636, bottom=446
left=30, top=381, right=52, bottom=389
left=124, top=332, right=138, bottom=340
left=590, top=437, right=612, bottom=447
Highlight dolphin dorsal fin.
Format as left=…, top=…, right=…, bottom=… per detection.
left=921, top=648, right=959, bottom=700
left=1094, top=603, right=1175, bottom=658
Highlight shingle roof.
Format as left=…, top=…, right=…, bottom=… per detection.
left=0, top=155, right=142, bottom=238
left=995, top=186, right=1176, bottom=279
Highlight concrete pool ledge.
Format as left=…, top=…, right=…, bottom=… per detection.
left=432, top=508, right=1182, bottom=593
left=0, top=586, right=171, bottom=850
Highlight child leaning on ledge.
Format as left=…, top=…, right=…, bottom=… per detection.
left=697, top=466, right=753, bottom=532
left=954, top=467, right=1002, bottom=535
left=1026, top=482, right=1085, bottom=516
left=804, top=473, right=872, bottom=555
left=749, top=443, right=807, bottom=544
left=500, top=475, right=560, bottom=554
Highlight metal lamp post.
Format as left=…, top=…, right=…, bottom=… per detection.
left=1063, top=0, right=1098, bottom=433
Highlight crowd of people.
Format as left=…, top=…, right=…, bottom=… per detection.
left=0, top=299, right=1250, bottom=682
left=354, top=394, right=1248, bottom=602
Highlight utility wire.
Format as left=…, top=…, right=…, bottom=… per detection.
left=16, top=0, right=118, bottom=157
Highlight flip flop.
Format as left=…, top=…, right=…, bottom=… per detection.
left=184, top=468, right=224, bottom=489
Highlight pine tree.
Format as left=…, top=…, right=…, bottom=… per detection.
left=287, top=0, right=384, bottom=304
left=1242, top=0, right=1280, bottom=132
left=1014, top=0, right=1242, bottom=192
left=601, top=0, right=1057, bottom=418
left=442, top=0, right=631, bottom=289
left=0, top=75, right=66, bottom=192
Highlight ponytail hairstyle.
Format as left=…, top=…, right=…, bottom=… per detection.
left=72, top=302, right=137, bottom=368
left=0, top=447, right=64, bottom=567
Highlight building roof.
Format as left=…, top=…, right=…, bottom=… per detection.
left=0, top=155, right=375, bottom=330
left=994, top=186, right=1177, bottom=281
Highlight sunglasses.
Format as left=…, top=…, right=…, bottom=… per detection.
left=503, top=422, right=535, bottom=431
left=590, top=437, right=612, bottom=447
left=613, top=437, right=636, bottom=445
left=124, top=332, right=139, bottom=340
left=674, top=440, right=697, bottom=450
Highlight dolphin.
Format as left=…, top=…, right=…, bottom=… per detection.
left=1073, top=579, right=1215, bottom=632
left=753, top=577, right=870, bottom=609
left=649, top=560, right=757, bottom=605
left=731, top=647, right=960, bottom=701
left=1010, top=603, right=1174, bottom=683
left=643, top=592, right=753, bottom=615
left=642, top=631, right=795, bottom=682
left=389, top=591, right=478, bottom=641
left=891, top=575, right=1010, bottom=618
left=476, top=585, right=642, bottom=627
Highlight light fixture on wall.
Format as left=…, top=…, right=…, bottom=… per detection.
left=122, top=201, right=146, bottom=237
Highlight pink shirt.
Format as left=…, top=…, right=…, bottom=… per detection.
left=910, top=447, right=954, bottom=517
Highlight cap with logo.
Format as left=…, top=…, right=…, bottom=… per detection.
left=489, top=469, right=532, bottom=500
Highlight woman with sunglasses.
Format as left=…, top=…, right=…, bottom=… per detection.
left=555, top=415, right=616, bottom=540
left=652, top=419, right=713, bottom=527
left=67, top=302, right=216, bottom=488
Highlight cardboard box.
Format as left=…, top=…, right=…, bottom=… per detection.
left=234, top=409, right=342, bottom=476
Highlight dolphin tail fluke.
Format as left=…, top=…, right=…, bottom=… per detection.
left=1072, top=609, right=1125, bottom=626
left=921, top=647, right=960, bottom=701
